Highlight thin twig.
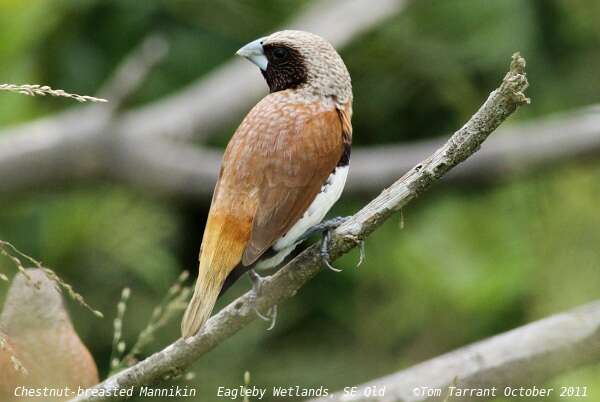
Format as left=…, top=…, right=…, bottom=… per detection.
left=68, top=53, right=529, bottom=402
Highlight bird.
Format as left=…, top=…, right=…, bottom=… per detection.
left=181, top=30, right=353, bottom=338
left=0, top=269, right=99, bottom=402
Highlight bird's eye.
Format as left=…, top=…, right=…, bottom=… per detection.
left=272, top=47, right=289, bottom=61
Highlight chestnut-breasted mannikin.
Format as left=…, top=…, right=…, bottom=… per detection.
left=182, top=30, right=353, bottom=338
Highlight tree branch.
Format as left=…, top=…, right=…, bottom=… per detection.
left=306, top=300, right=600, bottom=402
left=3, top=103, right=599, bottom=199
left=0, top=0, right=407, bottom=199
left=104, top=105, right=600, bottom=199
left=68, top=53, right=529, bottom=402
left=1, top=0, right=597, bottom=199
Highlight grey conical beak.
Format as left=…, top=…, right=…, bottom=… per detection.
left=236, top=37, right=268, bottom=71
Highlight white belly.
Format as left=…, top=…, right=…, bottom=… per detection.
left=255, top=165, right=349, bottom=270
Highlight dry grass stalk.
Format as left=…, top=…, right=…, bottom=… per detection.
left=0, top=331, right=28, bottom=375
left=109, top=288, right=131, bottom=373
left=109, top=271, right=191, bottom=374
left=0, top=240, right=103, bottom=318
left=0, top=84, right=107, bottom=103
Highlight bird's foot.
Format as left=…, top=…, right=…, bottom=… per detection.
left=249, top=269, right=278, bottom=330
left=317, top=217, right=365, bottom=272
left=297, top=216, right=351, bottom=243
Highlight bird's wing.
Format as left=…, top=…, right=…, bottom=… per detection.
left=206, top=92, right=349, bottom=270
left=241, top=97, right=347, bottom=265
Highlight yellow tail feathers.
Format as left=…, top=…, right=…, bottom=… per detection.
left=181, top=270, right=226, bottom=338
left=181, top=210, right=254, bottom=338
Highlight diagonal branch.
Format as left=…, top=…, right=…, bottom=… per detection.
left=306, top=300, right=600, bottom=402
left=68, top=53, right=529, bottom=402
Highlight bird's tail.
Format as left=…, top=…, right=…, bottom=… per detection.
left=181, top=266, right=227, bottom=339
left=181, top=210, right=252, bottom=339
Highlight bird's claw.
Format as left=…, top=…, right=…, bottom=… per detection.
left=320, top=230, right=342, bottom=272
left=249, top=269, right=278, bottom=330
left=254, top=304, right=278, bottom=331
left=319, top=218, right=366, bottom=272
left=356, top=239, right=366, bottom=268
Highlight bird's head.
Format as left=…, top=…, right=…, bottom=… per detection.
left=236, top=30, right=352, bottom=104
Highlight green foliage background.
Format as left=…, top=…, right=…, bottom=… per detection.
left=1, top=0, right=599, bottom=400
